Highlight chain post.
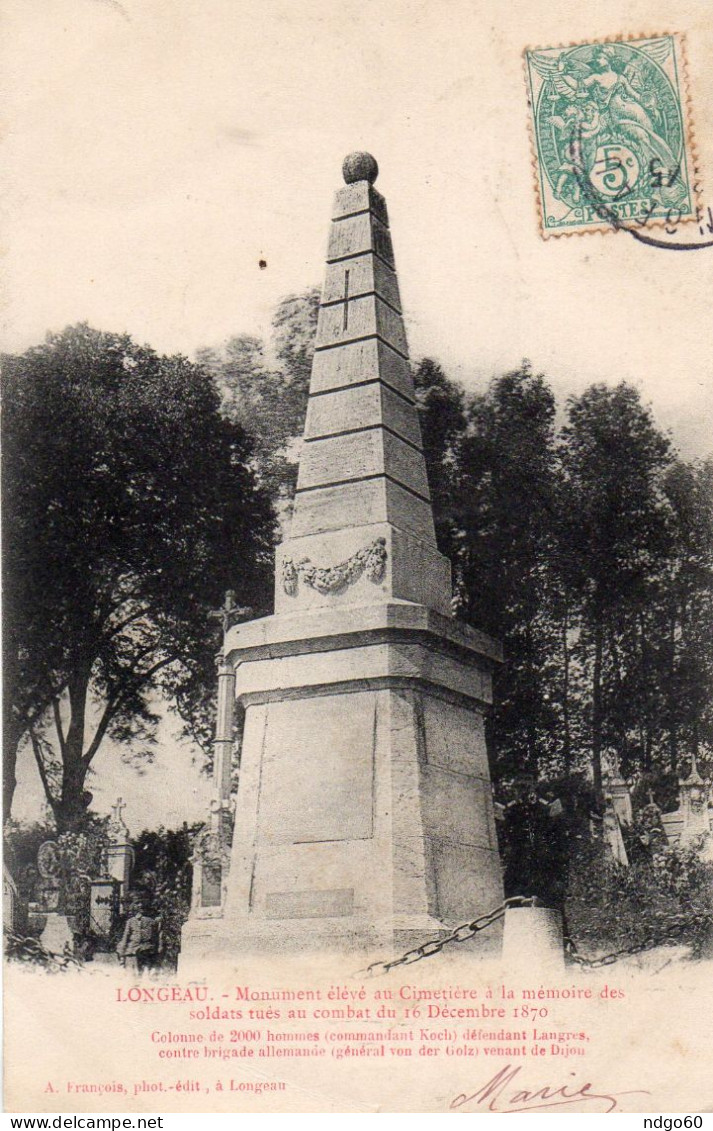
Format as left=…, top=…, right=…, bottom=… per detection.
left=360, top=897, right=694, bottom=979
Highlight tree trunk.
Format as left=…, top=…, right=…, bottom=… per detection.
left=524, top=622, right=537, bottom=776
left=53, top=669, right=92, bottom=832
left=562, top=601, right=571, bottom=772
left=54, top=758, right=92, bottom=833
left=607, top=630, right=631, bottom=772
left=2, top=716, right=26, bottom=823
left=2, top=641, right=26, bottom=821
left=668, top=608, right=678, bottom=773
left=591, top=622, right=604, bottom=802
left=638, top=612, right=653, bottom=772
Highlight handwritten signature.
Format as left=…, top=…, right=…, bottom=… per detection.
left=450, top=1064, right=650, bottom=1113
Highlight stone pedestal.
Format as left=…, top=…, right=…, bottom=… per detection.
left=181, top=602, right=503, bottom=962
left=40, top=912, right=74, bottom=956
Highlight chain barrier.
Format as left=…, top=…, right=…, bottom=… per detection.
left=363, top=899, right=694, bottom=977
left=564, top=936, right=676, bottom=969
left=363, top=895, right=539, bottom=977
left=564, top=917, right=694, bottom=969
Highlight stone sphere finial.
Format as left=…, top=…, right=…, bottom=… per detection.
left=342, top=152, right=379, bottom=185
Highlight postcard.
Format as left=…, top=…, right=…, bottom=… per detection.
left=3, top=0, right=712, bottom=1115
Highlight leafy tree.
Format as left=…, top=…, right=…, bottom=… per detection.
left=198, top=289, right=319, bottom=509
left=453, top=364, right=560, bottom=777
left=558, top=383, right=673, bottom=796
left=412, top=358, right=468, bottom=564
left=2, top=324, right=274, bottom=830
left=131, top=824, right=197, bottom=968
left=659, top=459, right=713, bottom=769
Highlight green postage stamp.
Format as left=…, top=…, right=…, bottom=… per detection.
left=524, top=35, right=696, bottom=236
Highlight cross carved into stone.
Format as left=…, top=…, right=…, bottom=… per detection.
left=342, top=268, right=350, bottom=331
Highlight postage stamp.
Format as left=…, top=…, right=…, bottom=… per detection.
left=524, top=35, right=697, bottom=237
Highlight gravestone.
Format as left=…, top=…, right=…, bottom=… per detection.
left=105, top=798, right=133, bottom=910
left=36, top=841, right=74, bottom=956
left=606, top=770, right=633, bottom=828
left=181, top=154, right=504, bottom=963
left=602, top=796, right=629, bottom=865
left=661, top=755, right=712, bottom=846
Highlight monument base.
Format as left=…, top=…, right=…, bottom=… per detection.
left=181, top=912, right=502, bottom=969
left=180, top=602, right=504, bottom=967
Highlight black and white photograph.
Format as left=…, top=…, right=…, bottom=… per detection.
left=2, top=0, right=713, bottom=1116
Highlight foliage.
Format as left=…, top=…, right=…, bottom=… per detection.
left=557, top=383, right=674, bottom=794
left=130, top=825, right=197, bottom=968
left=658, top=460, right=713, bottom=769
left=4, top=820, right=58, bottom=904
left=565, top=836, right=713, bottom=958
left=4, top=816, right=108, bottom=921
left=452, top=364, right=561, bottom=777
left=2, top=323, right=275, bottom=829
left=4, top=817, right=111, bottom=965
left=412, top=358, right=468, bottom=563
left=197, top=289, right=320, bottom=510
left=433, top=367, right=711, bottom=797
left=55, top=827, right=109, bottom=931
left=4, top=931, right=83, bottom=972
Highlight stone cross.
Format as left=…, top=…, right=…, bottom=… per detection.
left=210, top=590, right=251, bottom=635
left=111, top=797, right=126, bottom=826
left=106, top=797, right=132, bottom=908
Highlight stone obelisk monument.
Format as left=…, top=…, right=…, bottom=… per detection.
left=181, top=153, right=503, bottom=962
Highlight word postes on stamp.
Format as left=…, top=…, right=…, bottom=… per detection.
left=524, top=36, right=696, bottom=238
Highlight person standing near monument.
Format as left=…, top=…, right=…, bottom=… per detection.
left=116, top=894, right=161, bottom=973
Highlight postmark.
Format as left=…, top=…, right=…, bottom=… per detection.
left=524, top=35, right=697, bottom=239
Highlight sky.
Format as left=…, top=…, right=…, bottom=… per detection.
left=5, top=0, right=713, bottom=830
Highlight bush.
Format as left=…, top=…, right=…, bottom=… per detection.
left=130, top=825, right=198, bottom=969
left=564, top=836, right=713, bottom=958
left=4, top=818, right=197, bottom=969
left=4, top=817, right=109, bottom=931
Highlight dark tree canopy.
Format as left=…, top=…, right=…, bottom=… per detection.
left=558, top=383, right=674, bottom=794
left=2, top=323, right=274, bottom=829
left=453, top=364, right=560, bottom=777
left=412, top=358, right=468, bottom=564
left=7, top=294, right=711, bottom=837
left=196, top=292, right=712, bottom=800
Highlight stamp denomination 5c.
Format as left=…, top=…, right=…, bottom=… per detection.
left=524, top=36, right=696, bottom=237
